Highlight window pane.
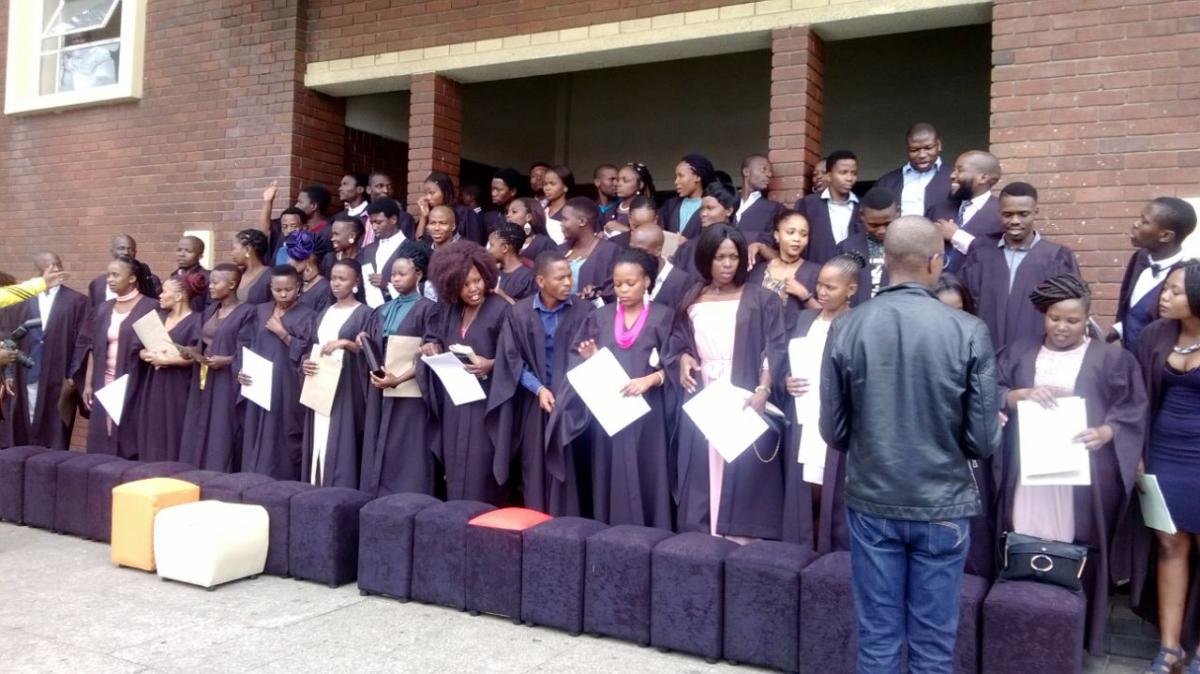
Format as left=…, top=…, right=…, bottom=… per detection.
left=39, top=53, right=60, bottom=96
left=57, top=43, right=119, bottom=92
left=43, top=0, right=120, bottom=38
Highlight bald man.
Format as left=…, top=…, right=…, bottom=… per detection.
left=820, top=216, right=1000, bottom=674
left=629, top=223, right=694, bottom=311
left=87, top=234, right=163, bottom=307
left=926, top=150, right=1004, bottom=272
left=170, top=235, right=209, bottom=313
left=873, top=122, right=953, bottom=218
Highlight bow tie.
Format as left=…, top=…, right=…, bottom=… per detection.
left=1149, top=262, right=1165, bottom=275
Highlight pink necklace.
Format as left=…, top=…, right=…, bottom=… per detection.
left=614, top=302, right=649, bottom=349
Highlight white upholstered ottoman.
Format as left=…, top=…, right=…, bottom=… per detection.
left=153, top=500, right=270, bottom=589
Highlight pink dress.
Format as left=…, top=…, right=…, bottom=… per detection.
left=102, top=307, right=133, bottom=436
left=687, top=299, right=741, bottom=539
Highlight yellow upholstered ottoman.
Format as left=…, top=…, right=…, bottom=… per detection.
left=111, top=478, right=200, bottom=571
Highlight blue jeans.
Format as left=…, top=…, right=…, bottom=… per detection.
left=848, top=509, right=970, bottom=674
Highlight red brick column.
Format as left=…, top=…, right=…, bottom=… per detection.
left=768, top=26, right=824, bottom=202
left=990, top=0, right=1200, bottom=321
left=407, top=73, right=464, bottom=215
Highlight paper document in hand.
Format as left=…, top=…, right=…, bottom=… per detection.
left=1137, top=474, right=1177, bottom=535
left=240, top=347, right=273, bottom=411
left=94, top=374, right=130, bottom=425
left=361, top=263, right=386, bottom=308
left=682, top=382, right=769, bottom=463
left=300, top=345, right=343, bottom=417
left=1017, top=397, right=1091, bottom=486
left=131, top=311, right=180, bottom=358
left=787, top=336, right=823, bottom=422
left=565, top=347, right=651, bottom=437
left=421, top=352, right=486, bottom=405
left=383, top=336, right=422, bottom=398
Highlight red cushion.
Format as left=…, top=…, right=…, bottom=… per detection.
left=469, top=507, right=552, bottom=532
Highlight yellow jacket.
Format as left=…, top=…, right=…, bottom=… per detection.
left=0, top=277, right=47, bottom=309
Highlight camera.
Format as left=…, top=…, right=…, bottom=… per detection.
left=1, top=317, right=42, bottom=369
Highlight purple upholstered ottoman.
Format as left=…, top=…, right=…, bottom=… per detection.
left=583, top=524, right=673, bottom=645
left=357, top=493, right=440, bottom=600
left=954, top=574, right=989, bottom=674
left=124, top=461, right=194, bottom=481
left=171, top=469, right=226, bottom=489
left=465, top=508, right=553, bottom=621
left=521, top=516, right=609, bottom=634
left=0, top=445, right=54, bottom=523
left=55, top=454, right=122, bottom=536
left=982, top=581, right=1086, bottom=674
left=724, top=540, right=819, bottom=672
left=85, top=459, right=140, bottom=541
left=287, top=487, right=372, bottom=587
left=410, top=500, right=496, bottom=610
left=22, top=450, right=76, bottom=530
left=650, top=532, right=740, bottom=662
left=241, top=480, right=317, bottom=576
left=201, top=473, right=275, bottom=503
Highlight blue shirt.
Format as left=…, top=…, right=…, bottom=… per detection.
left=900, top=157, right=941, bottom=217
left=519, top=294, right=573, bottom=395
left=1000, top=231, right=1042, bottom=290
left=678, top=197, right=702, bottom=230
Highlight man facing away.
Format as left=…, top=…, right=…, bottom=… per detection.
left=820, top=215, right=1001, bottom=674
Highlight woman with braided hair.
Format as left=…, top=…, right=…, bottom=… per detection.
left=994, top=273, right=1147, bottom=655
left=487, top=222, right=535, bottom=301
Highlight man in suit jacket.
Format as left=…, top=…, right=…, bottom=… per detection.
left=874, top=123, right=953, bottom=219
left=795, top=149, right=861, bottom=265
left=1109, top=197, right=1196, bottom=349
left=630, top=223, right=694, bottom=312
left=87, top=234, right=162, bottom=307
left=837, top=187, right=899, bottom=306
left=736, top=154, right=786, bottom=245
left=926, top=150, right=1004, bottom=273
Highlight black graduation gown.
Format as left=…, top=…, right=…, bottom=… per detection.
left=301, top=304, right=375, bottom=488
left=1114, top=249, right=1161, bottom=350
left=82, top=296, right=159, bottom=457
left=746, top=259, right=822, bottom=327
left=484, top=208, right=507, bottom=236
left=874, top=162, right=953, bottom=217
left=169, top=266, right=210, bottom=314
left=298, top=277, right=334, bottom=314
left=240, top=268, right=274, bottom=306
left=178, top=303, right=256, bottom=471
left=356, top=238, right=412, bottom=305
left=794, top=192, right=861, bottom=265
left=455, top=204, right=487, bottom=246
left=558, top=239, right=622, bottom=304
left=519, top=234, right=557, bottom=265
left=133, top=311, right=203, bottom=462
left=996, top=338, right=1147, bottom=654
left=360, top=299, right=440, bottom=498
left=419, top=294, right=510, bottom=505
left=960, top=236, right=1081, bottom=351
left=736, top=194, right=785, bottom=247
left=926, top=195, right=1003, bottom=273
left=88, top=270, right=162, bottom=307
left=497, top=265, right=536, bottom=302
left=836, top=233, right=889, bottom=307
left=650, top=265, right=697, bottom=314
left=665, top=284, right=789, bottom=539
left=489, top=295, right=594, bottom=515
left=662, top=196, right=703, bottom=237
left=548, top=302, right=676, bottom=528
left=241, top=303, right=317, bottom=481
left=671, top=236, right=701, bottom=277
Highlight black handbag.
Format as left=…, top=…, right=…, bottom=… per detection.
left=1000, top=531, right=1088, bottom=593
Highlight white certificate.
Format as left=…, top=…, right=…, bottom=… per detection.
left=300, top=345, right=343, bottom=417
left=421, top=352, right=486, bottom=406
left=131, top=311, right=180, bottom=359
left=1018, top=397, right=1091, bottom=486
left=382, top=336, right=422, bottom=399
left=1138, top=474, right=1177, bottom=535
left=565, top=347, right=651, bottom=437
left=94, top=374, right=130, bottom=426
left=545, top=218, right=565, bottom=245
left=682, top=382, right=769, bottom=463
left=240, top=348, right=273, bottom=412
left=789, top=336, right=827, bottom=483
left=361, top=263, right=386, bottom=309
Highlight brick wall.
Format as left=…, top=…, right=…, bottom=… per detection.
left=769, top=26, right=824, bottom=199
left=344, top=127, right=408, bottom=183
left=406, top=73, right=464, bottom=216
left=990, top=0, right=1200, bottom=321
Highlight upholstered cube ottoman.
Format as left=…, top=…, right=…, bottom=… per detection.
left=241, top=480, right=317, bottom=576
left=464, top=508, right=553, bottom=621
left=172, top=469, right=226, bottom=489
left=22, top=450, right=75, bottom=530
left=982, top=581, right=1086, bottom=674
left=287, top=487, right=372, bottom=587
left=357, top=493, right=441, bottom=601
left=724, top=541, right=819, bottom=672
left=584, top=524, right=673, bottom=645
left=650, top=532, right=740, bottom=662
left=201, top=473, right=276, bottom=503
left=85, top=459, right=140, bottom=541
left=154, top=500, right=269, bottom=589
left=55, top=453, right=122, bottom=536
left=0, top=445, right=54, bottom=523
left=124, top=461, right=194, bottom=481
left=521, top=516, right=609, bottom=634
left=110, top=478, right=200, bottom=571
left=411, top=500, right=496, bottom=610
left=954, top=574, right=989, bottom=674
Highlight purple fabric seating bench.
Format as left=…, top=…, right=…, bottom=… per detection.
left=124, top=461, right=194, bottom=481
left=357, top=492, right=440, bottom=601
left=200, top=473, right=276, bottom=503
left=22, top=450, right=76, bottom=530
left=982, top=580, right=1086, bottom=674
left=55, top=453, right=122, bottom=536
left=521, top=516, right=609, bottom=634
left=172, top=469, right=226, bottom=489
left=287, top=487, right=372, bottom=587
left=85, top=459, right=140, bottom=541
left=650, top=532, right=740, bottom=662
left=241, top=480, right=317, bottom=576
left=410, top=500, right=496, bottom=610
left=0, top=445, right=54, bottom=523
left=724, top=540, right=819, bottom=672
left=464, top=508, right=553, bottom=622
left=583, top=524, right=673, bottom=645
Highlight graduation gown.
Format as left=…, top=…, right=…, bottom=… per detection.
left=0, top=287, right=89, bottom=449
left=746, top=258, right=822, bottom=326
left=794, top=192, right=861, bottom=265
left=489, top=295, right=595, bottom=514
left=662, top=196, right=702, bottom=237
left=520, top=234, right=558, bottom=265
left=298, top=277, right=334, bottom=315
left=301, top=303, right=375, bottom=488
left=1114, top=249, right=1161, bottom=350
left=558, top=238, right=621, bottom=304
left=960, top=236, right=1081, bottom=350
left=169, top=266, right=210, bottom=314
left=836, top=233, right=889, bottom=307
left=82, top=296, right=159, bottom=457
left=419, top=294, right=510, bottom=505
left=360, top=299, right=439, bottom=497
left=549, top=302, right=676, bottom=528
left=497, top=265, right=536, bottom=302
left=650, top=265, right=697, bottom=314
left=996, top=338, right=1146, bottom=654
left=241, top=303, right=317, bottom=481
left=178, top=303, right=256, bottom=471
left=88, top=270, right=162, bottom=307
left=665, top=284, right=789, bottom=540
left=133, top=311, right=203, bottom=462
left=736, top=194, right=785, bottom=246
left=483, top=208, right=507, bottom=236
left=874, top=162, right=953, bottom=217
left=455, top=204, right=487, bottom=246
left=926, top=195, right=1003, bottom=273
left=240, top=268, right=274, bottom=306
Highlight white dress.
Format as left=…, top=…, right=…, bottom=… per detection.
left=688, top=298, right=740, bottom=538
left=309, top=305, right=356, bottom=485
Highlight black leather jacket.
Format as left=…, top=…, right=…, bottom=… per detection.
left=819, top=283, right=1002, bottom=521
